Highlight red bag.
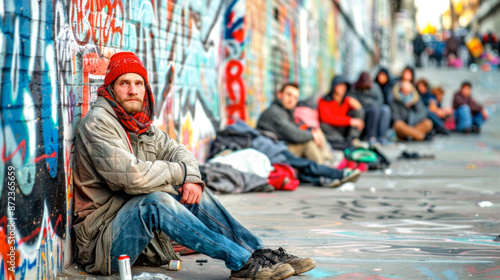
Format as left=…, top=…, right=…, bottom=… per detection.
left=267, top=163, right=300, bottom=191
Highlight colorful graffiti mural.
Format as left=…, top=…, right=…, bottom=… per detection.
left=0, top=0, right=379, bottom=278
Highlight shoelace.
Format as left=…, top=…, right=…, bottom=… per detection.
left=275, top=247, right=297, bottom=260
left=252, top=251, right=277, bottom=267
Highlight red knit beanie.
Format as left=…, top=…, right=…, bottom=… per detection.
left=104, top=52, right=149, bottom=86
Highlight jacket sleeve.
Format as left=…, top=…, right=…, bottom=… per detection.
left=268, top=109, right=314, bottom=144
left=78, top=115, right=186, bottom=195
left=468, top=97, right=483, bottom=114
left=318, top=98, right=352, bottom=127
left=390, top=101, right=404, bottom=122
left=413, top=99, right=429, bottom=124
left=155, top=128, right=206, bottom=189
left=371, top=84, right=384, bottom=105
left=453, top=93, right=464, bottom=109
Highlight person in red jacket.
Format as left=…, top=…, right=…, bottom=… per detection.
left=319, top=76, right=364, bottom=144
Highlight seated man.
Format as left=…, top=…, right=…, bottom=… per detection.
left=453, top=81, right=489, bottom=133
left=415, top=79, right=451, bottom=135
left=349, top=71, right=391, bottom=145
left=73, top=52, right=316, bottom=279
left=390, top=81, right=433, bottom=141
left=318, top=76, right=365, bottom=144
left=256, top=82, right=334, bottom=165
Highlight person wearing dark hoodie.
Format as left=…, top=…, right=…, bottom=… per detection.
left=374, top=67, right=394, bottom=105
left=415, top=78, right=450, bottom=135
left=399, top=66, right=415, bottom=83
left=318, top=76, right=365, bottom=143
left=390, top=80, right=433, bottom=141
left=349, top=71, right=391, bottom=145
left=453, top=81, right=489, bottom=133
left=256, top=82, right=335, bottom=165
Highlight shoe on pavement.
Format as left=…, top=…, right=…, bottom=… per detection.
left=230, top=251, right=295, bottom=280
left=258, top=247, right=317, bottom=275
left=319, top=169, right=361, bottom=188
left=341, top=169, right=361, bottom=184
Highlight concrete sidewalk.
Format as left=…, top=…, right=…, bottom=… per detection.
left=58, top=68, right=500, bottom=279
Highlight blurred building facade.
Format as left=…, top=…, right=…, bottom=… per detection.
left=0, top=1, right=406, bottom=279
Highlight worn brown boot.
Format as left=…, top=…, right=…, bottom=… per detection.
left=230, top=251, right=295, bottom=280
left=259, top=247, right=317, bottom=275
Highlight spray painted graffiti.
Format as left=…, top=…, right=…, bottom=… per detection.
left=1, top=0, right=225, bottom=278
left=223, top=0, right=247, bottom=124
left=0, top=0, right=381, bottom=278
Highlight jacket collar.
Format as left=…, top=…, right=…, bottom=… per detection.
left=392, top=82, right=420, bottom=106
left=93, top=96, right=119, bottom=120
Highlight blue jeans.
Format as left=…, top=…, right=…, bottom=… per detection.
left=109, top=189, right=264, bottom=271
left=427, top=110, right=445, bottom=130
left=454, top=104, right=485, bottom=131
left=364, top=105, right=391, bottom=139
left=282, top=150, right=343, bottom=185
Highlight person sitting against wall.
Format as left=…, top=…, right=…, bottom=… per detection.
left=374, top=67, right=395, bottom=105
left=415, top=79, right=451, bottom=135
left=318, top=76, right=365, bottom=147
left=256, top=82, right=335, bottom=165
left=349, top=71, right=391, bottom=145
left=453, top=81, right=489, bottom=133
left=73, top=52, right=317, bottom=279
left=390, top=81, right=433, bottom=141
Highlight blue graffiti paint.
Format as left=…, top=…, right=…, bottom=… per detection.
left=418, top=267, right=440, bottom=280
left=443, top=270, right=459, bottom=280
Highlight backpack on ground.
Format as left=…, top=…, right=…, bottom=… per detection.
left=208, top=129, right=253, bottom=159
left=267, top=163, right=300, bottom=191
left=343, top=146, right=390, bottom=170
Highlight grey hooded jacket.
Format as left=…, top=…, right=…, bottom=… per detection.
left=73, top=96, right=205, bottom=275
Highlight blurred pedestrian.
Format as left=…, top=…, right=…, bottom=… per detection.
left=256, top=82, right=335, bottom=165
left=430, top=86, right=454, bottom=131
left=349, top=72, right=391, bottom=145
left=415, top=79, right=450, bottom=135
left=446, top=31, right=459, bottom=56
left=390, top=81, right=433, bottom=141
left=413, top=34, right=426, bottom=67
left=399, top=66, right=415, bottom=84
left=374, top=67, right=395, bottom=105
left=319, top=76, right=365, bottom=145
left=453, top=81, right=489, bottom=133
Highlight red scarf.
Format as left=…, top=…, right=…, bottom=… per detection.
left=97, top=84, right=155, bottom=134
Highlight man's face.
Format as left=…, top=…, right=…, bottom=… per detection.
left=416, top=82, right=427, bottom=94
left=461, top=85, right=471, bottom=98
left=277, top=86, right=299, bottom=110
left=377, top=72, right=388, bottom=85
left=402, top=69, right=413, bottom=82
left=112, top=73, right=146, bottom=115
left=333, top=83, right=347, bottom=99
left=400, top=81, right=412, bottom=95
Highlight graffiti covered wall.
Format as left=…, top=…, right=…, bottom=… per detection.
left=1, top=0, right=380, bottom=279
left=1, top=0, right=225, bottom=279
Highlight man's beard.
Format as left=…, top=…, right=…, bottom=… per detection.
left=120, top=99, right=144, bottom=115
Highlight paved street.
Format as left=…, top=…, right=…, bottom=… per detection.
left=59, top=68, right=500, bottom=280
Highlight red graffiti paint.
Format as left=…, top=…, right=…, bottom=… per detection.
left=70, top=0, right=124, bottom=47
left=225, top=60, right=246, bottom=124
left=2, top=140, right=26, bottom=163
left=466, top=266, right=500, bottom=274
left=33, top=151, right=57, bottom=163
left=0, top=217, right=19, bottom=280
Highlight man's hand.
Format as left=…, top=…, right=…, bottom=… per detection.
left=311, top=127, right=323, bottom=147
left=348, top=97, right=363, bottom=110
left=178, top=183, right=203, bottom=205
left=350, top=118, right=365, bottom=132
left=482, top=109, right=489, bottom=121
